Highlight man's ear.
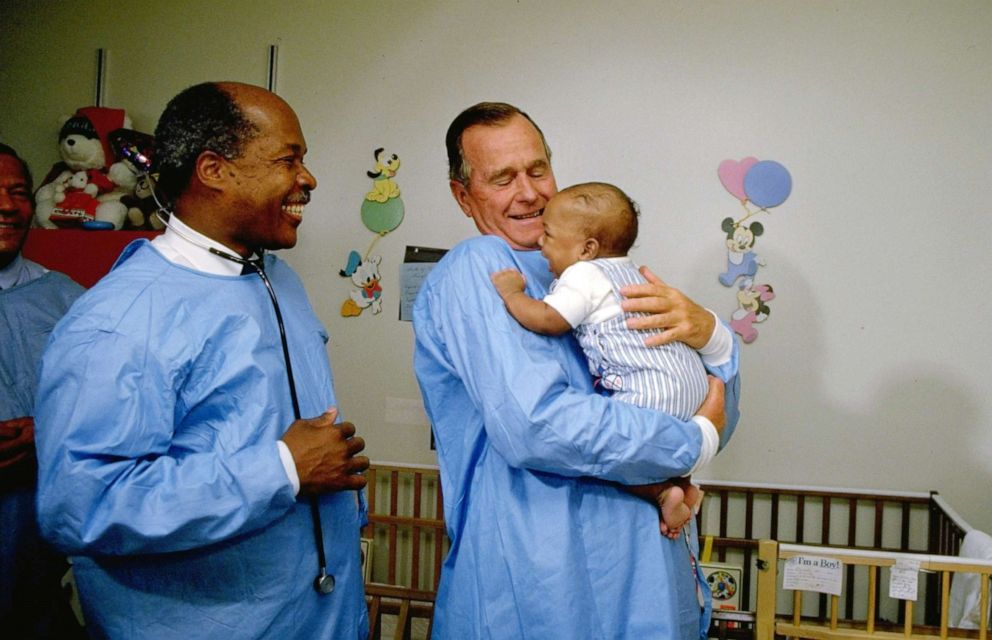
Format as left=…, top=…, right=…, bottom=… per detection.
left=581, top=237, right=600, bottom=260
left=450, top=180, right=474, bottom=217
left=193, top=150, right=228, bottom=192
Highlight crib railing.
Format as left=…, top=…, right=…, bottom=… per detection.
left=362, top=463, right=446, bottom=639
left=754, top=540, right=992, bottom=639
left=696, top=481, right=972, bottom=629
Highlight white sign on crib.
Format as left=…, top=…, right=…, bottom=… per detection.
left=888, top=558, right=920, bottom=601
left=782, top=555, right=843, bottom=596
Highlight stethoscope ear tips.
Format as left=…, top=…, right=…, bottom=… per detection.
left=314, top=571, right=336, bottom=595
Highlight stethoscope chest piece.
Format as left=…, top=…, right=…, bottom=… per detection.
left=314, top=570, right=336, bottom=595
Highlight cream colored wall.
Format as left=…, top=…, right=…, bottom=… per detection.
left=2, top=0, right=991, bottom=532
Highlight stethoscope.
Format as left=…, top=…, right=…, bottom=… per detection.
left=154, top=206, right=336, bottom=595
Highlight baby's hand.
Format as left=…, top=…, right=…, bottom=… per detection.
left=491, top=269, right=526, bottom=300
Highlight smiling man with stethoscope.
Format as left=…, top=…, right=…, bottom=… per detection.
left=34, top=82, right=371, bottom=640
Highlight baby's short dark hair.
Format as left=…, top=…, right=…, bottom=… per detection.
left=558, top=182, right=639, bottom=256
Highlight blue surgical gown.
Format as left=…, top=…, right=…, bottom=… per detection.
left=1, top=269, right=83, bottom=635
left=34, top=241, right=368, bottom=639
left=413, top=236, right=740, bottom=639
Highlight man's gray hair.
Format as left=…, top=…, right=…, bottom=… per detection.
left=153, top=82, right=259, bottom=201
left=445, top=102, right=551, bottom=184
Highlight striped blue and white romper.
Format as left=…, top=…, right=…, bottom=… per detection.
left=572, top=258, right=708, bottom=420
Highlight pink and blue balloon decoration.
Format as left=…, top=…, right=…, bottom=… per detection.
left=743, top=160, right=792, bottom=208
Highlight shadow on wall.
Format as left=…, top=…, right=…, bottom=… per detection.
left=695, top=248, right=986, bottom=530
left=873, top=370, right=983, bottom=526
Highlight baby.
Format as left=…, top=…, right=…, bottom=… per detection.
left=491, top=181, right=715, bottom=538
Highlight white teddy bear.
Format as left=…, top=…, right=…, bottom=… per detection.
left=35, top=107, right=138, bottom=229
left=56, top=170, right=98, bottom=200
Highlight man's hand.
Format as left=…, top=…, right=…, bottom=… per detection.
left=620, top=266, right=715, bottom=349
left=0, top=416, right=36, bottom=471
left=491, top=269, right=527, bottom=301
left=696, top=376, right=726, bottom=436
left=281, top=409, right=369, bottom=495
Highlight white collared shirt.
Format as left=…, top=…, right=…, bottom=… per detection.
left=151, top=214, right=249, bottom=275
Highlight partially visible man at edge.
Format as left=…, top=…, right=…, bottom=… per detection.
left=412, top=102, right=741, bottom=639
left=33, top=82, right=370, bottom=639
left=0, top=142, right=86, bottom=638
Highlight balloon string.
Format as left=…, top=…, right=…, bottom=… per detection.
left=735, top=201, right=769, bottom=226
left=363, top=231, right=387, bottom=260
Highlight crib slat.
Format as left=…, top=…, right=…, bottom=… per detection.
left=793, top=589, right=802, bottom=627
left=796, top=495, right=805, bottom=543
left=819, top=496, right=832, bottom=620
left=771, top=494, right=779, bottom=540
left=873, top=498, right=884, bottom=549
left=847, top=498, right=858, bottom=547
left=393, top=598, right=411, bottom=640
left=741, top=487, right=754, bottom=623
left=846, top=498, right=857, bottom=618
left=364, top=467, right=377, bottom=539
left=903, top=599, right=913, bottom=636
left=388, top=470, right=399, bottom=584
left=930, top=498, right=945, bottom=627
left=368, top=594, right=381, bottom=639
left=411, top=473, right=423, bottom=590
left=830, top=593, right=839, bottom=630
left=867, top=565, right=877, bottom=634
left=744, top=491, right=754, bottom=540
left=755, top=540, right=777, bottom=640
left=822, top=496, right=831, bottom=545
left=940, top=570, right=950, bottom=639
left=900, top=502, right=911, bottom=550
left=389, top=470, right=399, bottom=516
left=719, top=490, right=729, bottom=539
left=980, top=573, right=989, bottom=640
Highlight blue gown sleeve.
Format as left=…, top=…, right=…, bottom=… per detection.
left=702, top=319, right=742, bottom=451
left=416, top=238, right=710, bottom=485
left=35, top=317, right=297, bottom=556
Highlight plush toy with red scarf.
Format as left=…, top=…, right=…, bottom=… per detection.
left=35, top=107, right=138, bottom=229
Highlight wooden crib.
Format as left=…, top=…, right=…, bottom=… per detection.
left=361, top=464, right=980, bottom=639
left=697, top=481, right=976, bottom=638
left=753, top=540, right=992, bottom=639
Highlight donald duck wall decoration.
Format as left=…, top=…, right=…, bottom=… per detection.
left=340, top=148, right=405, bottom=317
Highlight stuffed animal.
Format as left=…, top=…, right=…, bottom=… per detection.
left=49, top=170, right=102, bottom=224
left=34, top=107, right=138, bottom=229
left=122, top=173, right=164, bottom=230
left=109, top=128, right=163, bottom=230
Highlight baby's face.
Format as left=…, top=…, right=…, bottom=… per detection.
left=539, top=197, right=589, bottom=277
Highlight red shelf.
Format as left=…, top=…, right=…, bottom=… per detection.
left=22, top=228, right=161, bottom=288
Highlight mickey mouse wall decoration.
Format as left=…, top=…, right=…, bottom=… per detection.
left=716, top=157, right=792, bottom=343
left=719, top=217, right=764, bottom=287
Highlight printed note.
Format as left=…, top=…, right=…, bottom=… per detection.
left=782, top=555, right=843, bottom=596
